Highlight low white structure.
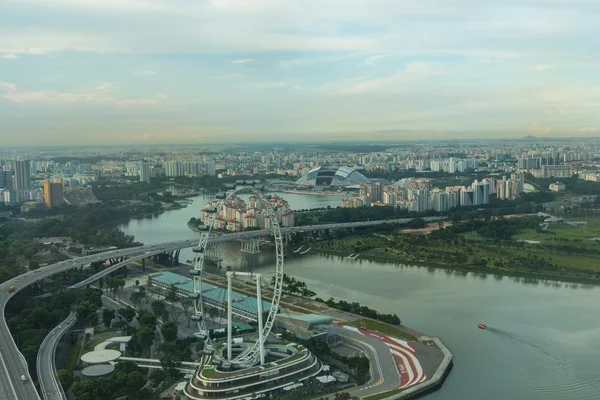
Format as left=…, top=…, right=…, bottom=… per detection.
left=80, top=349, right=121, bottom=365
left=549, top=182, right=566, bottom=192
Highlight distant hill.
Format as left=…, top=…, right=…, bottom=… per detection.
left=521, top=135, right=538, bottom=141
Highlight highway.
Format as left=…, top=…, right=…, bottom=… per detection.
left=0, top=216, right=443, bottom=399
left=36, top=311, right=77, bottom=400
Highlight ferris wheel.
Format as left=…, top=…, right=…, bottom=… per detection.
left=189, top=187, right=284, bottom=369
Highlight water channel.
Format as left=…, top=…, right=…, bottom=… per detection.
left=119, top=194, right=600, bottom=400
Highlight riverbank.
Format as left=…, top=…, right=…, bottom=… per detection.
left=276, top=189, right=349, bottom=197
left=311, top=247, right=600, bottom=286
left=187, top=221, right=200, bottom=232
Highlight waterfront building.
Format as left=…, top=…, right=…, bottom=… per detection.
left=201, top=194, right=294, bottom=231
left=296, top=165, right=370, bottom=187
left=166, top=161, right=184, bottom=177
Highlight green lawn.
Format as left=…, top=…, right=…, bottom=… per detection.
left=62, top=342, right=82, bottom=371
left=349, top=319, right=417, bottom=342
left=82, top=339, right=104, bottom=353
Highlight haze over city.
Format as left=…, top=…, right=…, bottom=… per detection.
left=1, top=0, right=599, bottom=145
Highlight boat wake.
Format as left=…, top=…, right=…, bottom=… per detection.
left=486, top=327, right=560, bottom=362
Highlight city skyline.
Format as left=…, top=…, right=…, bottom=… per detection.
left=1, top=0, right=599, bottom=145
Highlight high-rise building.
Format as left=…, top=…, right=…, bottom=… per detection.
left=0, top=170, right=12, bottom=188
left=140, top=163, right=151, bottom=183
left=371, top=182, right=382, bottom=202
left=460, top=188, right=474, bottom=206
left=44, top=179, right=64, bottom=208
left=166, top=161, right=183, bottom=177
left=206, top=162, right=216, bottom=176
left=472, top=180, right=490, bottom=205
left=14, top=160, right=31, bottom=190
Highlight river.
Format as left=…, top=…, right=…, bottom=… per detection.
left=119, top=194, right=600, bottom=400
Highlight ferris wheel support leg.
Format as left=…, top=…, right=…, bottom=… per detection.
left=227, top=273, right=233, bottom=361
left=256, top=274, right=265, bottom=366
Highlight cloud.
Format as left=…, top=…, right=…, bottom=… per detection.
left=232, top=59, right=253, bottom=64
left=136, top=69, right=157, bottom=75
left=535, top=64, right=552, bottom=71
left=248, top=81, right=288, bottom=88
left=329, top=61, right=445, bottom=94
left=343, top=76, right=369, bottom=82
left=0, top=82, right=17, bottom=91
left=2, top=83, right=167, bottom=107
left=212, top=73, right=245, bottom=80
left=365, top=55, right=388, bottom=67
left=0, top=54, right=17, bottom=59
left=93, top=82, right=114, bottom=91
left=578, top=126, right=598, bottom=133
left=136, top=132, right=156, bottom=140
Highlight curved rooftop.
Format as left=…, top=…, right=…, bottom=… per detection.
left=81, top=364, right=115, bottom=378
left=80, top=349, right=121, bottom=365
left=296, top=166, right=370, bottom=187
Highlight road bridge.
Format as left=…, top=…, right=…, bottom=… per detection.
left=0, top=216, right=444, bottom=399
left=36, top=311, right=77, bottom=400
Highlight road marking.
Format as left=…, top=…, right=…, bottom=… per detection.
left=342, top=335, right=384, bottom=389
left=0, top=350, right=17, bottom=399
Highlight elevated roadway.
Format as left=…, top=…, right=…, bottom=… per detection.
left=0, top=216, right=443, bottom=399
left=36, top=311, right=77, bottom=400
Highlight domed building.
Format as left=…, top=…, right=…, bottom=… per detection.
left=296, top=165, right=371, bottom=187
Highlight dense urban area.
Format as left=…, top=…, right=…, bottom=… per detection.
left=1, top=138, right=599, bottom=400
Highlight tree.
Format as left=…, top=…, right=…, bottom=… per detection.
left=161, top=322, right=178, bottom=342
left=151, top=300, right=166, bottom=320
left=118, top=307, right=136, bottom=324
left=28, top=260, right=41, bottom=270
left=334, top=392, right=351, bottom=400
left=149, top=368, right=167, bottom=385
left=130, top=291, right=144, bottom=309
left=137, top=325, right=155, bottom=349
left=180, top=296, right=192, bottom=327
left=159, top=342, right=182, bottom=377
left=76, top=301, right=98, bottom=326
left=102, top=308, right=115, bottom=328
left=165, top=284, right=178, bottom=303
left=165, top=284, right=179, bottom=321
left=57, top=369, right=74, bottom=390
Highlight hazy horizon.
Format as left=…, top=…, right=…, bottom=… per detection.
left=1, top=0, right=599, bottom=145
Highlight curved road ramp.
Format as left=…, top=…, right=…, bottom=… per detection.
left=37, top=311, right=77, bottom=400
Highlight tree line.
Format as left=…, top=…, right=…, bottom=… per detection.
left=321, top=297, right=401, bottom=325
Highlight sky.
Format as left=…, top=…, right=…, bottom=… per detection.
left=0, top=0, right=599, bottom=145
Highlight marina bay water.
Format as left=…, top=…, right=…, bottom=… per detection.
left=119, top=194, right=600, bottom=400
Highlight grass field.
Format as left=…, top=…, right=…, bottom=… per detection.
left=515, top=221, right=600, bottom=243
left=349, top=319, right=417, bottom=342
left=82, top=339, right=104, bottom=353
left=62, top=340, right=82, bottom=371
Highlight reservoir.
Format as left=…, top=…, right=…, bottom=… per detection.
left=119, top=194, right=600, bottom=400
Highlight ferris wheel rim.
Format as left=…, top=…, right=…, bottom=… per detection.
left=191, top=186, right=284, bottom=366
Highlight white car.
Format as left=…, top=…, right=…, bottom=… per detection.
left=21, top=375, right=27, bottom=382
